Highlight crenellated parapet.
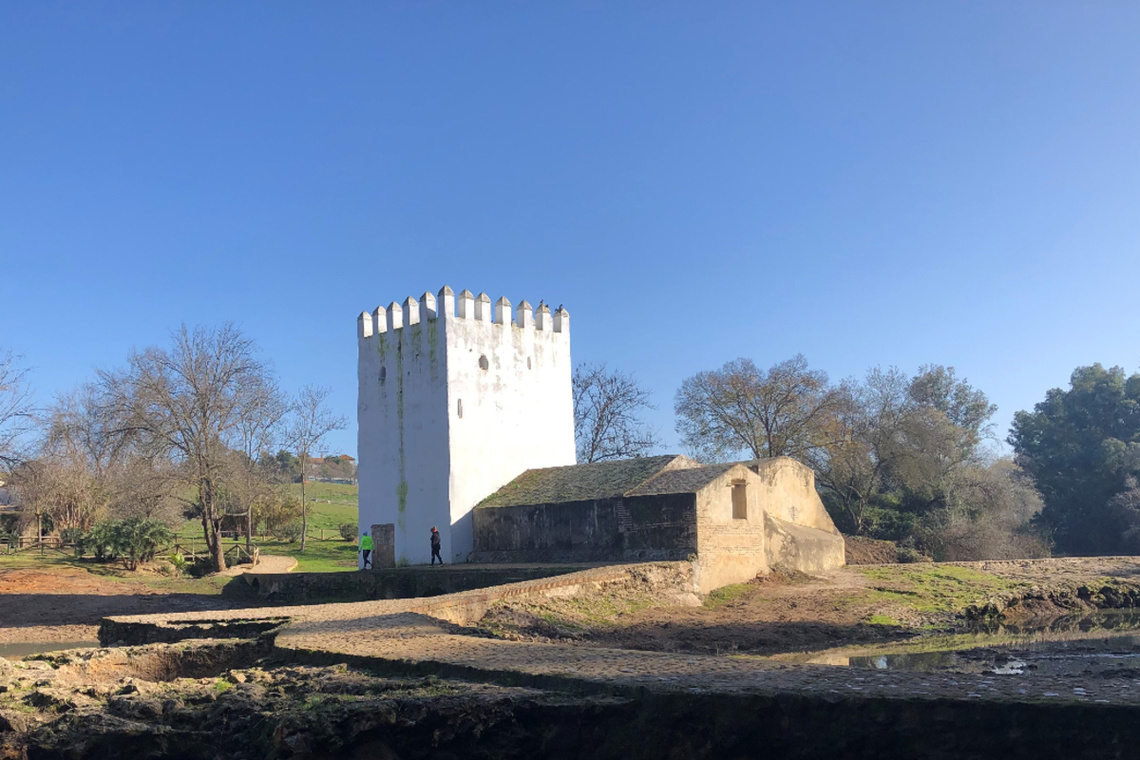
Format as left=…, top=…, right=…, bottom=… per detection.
left=358, top=286, right=569, bottom=340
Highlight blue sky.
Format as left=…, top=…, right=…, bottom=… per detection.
left=2, top=2, right=1139, bottom=458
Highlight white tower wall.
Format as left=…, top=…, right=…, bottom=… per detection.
left=357, top=287, right=575, bottom=565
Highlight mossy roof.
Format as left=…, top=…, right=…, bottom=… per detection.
left=626, top=463, right=737, bottom=496
left=478, top=455, right=738, bottom=508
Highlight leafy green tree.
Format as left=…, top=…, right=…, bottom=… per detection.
left=811, top=365, right=1001, bottom=547
left=1009, top=364, right=1140, bottom=555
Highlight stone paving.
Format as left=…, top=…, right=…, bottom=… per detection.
left=102, top=562, right=1140, bottom=709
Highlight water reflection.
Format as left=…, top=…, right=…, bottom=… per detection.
left=794, top=610, right=1140, bottom=676
left=0, top=641, right=99, bottom=660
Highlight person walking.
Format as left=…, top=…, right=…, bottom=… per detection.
left=360, top=532, right=373, bottom=570
left=430, top=526, right=443, bottom=565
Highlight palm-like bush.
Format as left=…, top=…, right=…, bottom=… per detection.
left=85, top=521, right=119, bottom=561
left=116, top=518, right=172, bottom=570
left=82, top=518, right=173, bottom=570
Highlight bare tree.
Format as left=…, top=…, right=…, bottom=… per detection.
left=100, top=324, right=280, bottom=572
left=0, top=349, right=35, bottom=471
left=573, top=363, right=659, bottom=463
left=927, top=458, right=1048, bottom=560
left=674, top=355, right=841, bottom=463
left=807, top=369, right=910, bottom=534
left=16, top=386, right=119, bottom=532
left=107, top=456, right=181, bottom=523
left=285, top=385, right=346, bottom=552
left=234, top=378, right=286, bottom=550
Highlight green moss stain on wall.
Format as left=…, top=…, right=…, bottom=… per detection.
left=396, top=480, right=408, bottom=517
left=395, top=334, right=406, bottom=531
left=427, top=319, right=439, bottom=381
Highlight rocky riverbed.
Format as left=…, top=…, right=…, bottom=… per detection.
left=8, top=557, right=1140, bottom=758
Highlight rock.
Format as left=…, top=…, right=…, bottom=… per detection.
left=107, top=696, right=164, bottom=721
left=23, top=688, right=75, bottom=712
left=0, top=709, right=30, bottom=734
left=226, top=670, right=247, bottom=684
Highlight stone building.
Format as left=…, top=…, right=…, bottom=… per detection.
left=472, top=454, right=845, bottom=590
left=356, top=287, right=844, bottom=590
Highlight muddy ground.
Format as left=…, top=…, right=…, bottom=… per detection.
left=5, top=556, right=1140, bottom=657
left=6, top=558, right=1140, bottom=758
left=0, top=565, right=255, bottom=647
left=474, top=557, right=1140, bottom=656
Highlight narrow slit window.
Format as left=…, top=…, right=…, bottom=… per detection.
left=731, top=480, right=748, bottom=520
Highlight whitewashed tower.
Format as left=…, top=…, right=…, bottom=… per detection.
left=357, top=287, right=575, bottom=565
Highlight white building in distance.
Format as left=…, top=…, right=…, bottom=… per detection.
left=357, top=286, right=575, bottom=565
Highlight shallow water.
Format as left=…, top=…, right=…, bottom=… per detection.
left=793, top=610, right=1140, bottom=677
left=0, top=640, right=100, bottom=660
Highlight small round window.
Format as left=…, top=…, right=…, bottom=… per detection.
left=478, top=355, right=489, bottom=371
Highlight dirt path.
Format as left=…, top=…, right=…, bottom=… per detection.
left=0, top=564, right=256, bottom=645
left=216, top=554, right=297, bottom=576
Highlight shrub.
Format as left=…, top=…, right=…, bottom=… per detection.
left=168, top=552, right=188, bottom=577
left=60, top=527, right=86, bottom=557
left=275, top=520, right=303, bottom=543
left=258, top=492, right=303, bottom=535
left=896, top=546, right=932, bottom=564
left=83, top=518, right=172, bottom=570
left=85, top=521, right=119, bottom=562
left=59, top=527, right=85, bottom=544
left=115, top=518, right=173, bottom=570
left=339, top=522, right=358, bottom=542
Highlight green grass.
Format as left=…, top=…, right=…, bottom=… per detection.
left=254, top=537, right=360, bottom=573
left=4, top=484, right=362, bottom=578
left=703, top=582, right=756, bottom=609
left=855, top=564, right=1030, bottom=616
left=170, top=482, right=361, bottom=572
left=175, top=482, right=359, bottom=538
left=867, top=614, right=901, bottom=626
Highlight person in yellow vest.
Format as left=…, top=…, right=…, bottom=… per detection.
left=360, top=532, right=373, bottom=570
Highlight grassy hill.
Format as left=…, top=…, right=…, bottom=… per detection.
left=176, top=481, right=361, bottom=573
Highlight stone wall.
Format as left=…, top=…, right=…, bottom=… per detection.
left=470, top=494, right=698, bottom=564
left=241, top=564, right=596, bottom=604
left=748, top=456, right=839, bottom=534
left=764, top=516, right=846, bottom=575
left=693, top=464, right=770, bottom=590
